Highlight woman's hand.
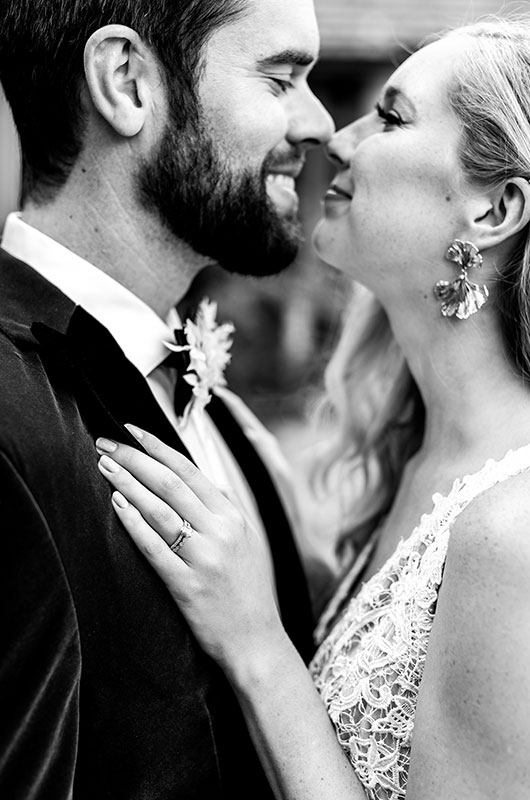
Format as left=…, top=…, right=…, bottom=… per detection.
left=96, top=428, right=368, bottom=800
left=96, top=425, right=288, bottom=675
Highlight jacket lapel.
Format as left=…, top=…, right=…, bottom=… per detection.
left=207, top=395, right=315, bottom=662
left=32, top=306, right=194, bottom=461
left=0, top=250, right=193, bottom=460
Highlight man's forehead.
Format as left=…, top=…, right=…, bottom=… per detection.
left=226, top=0, right=320, bottom=64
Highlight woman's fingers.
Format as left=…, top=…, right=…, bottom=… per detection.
left=97, top=452, right=206, bottom=555
left=110, top=491, right=190, bottom=588
left=125, top=424, right=233, bottom=515
left=95, top=437, right=215, bottom=527
left=96, top=425, right=229, bottom=514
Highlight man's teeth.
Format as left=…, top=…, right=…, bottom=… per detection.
left=266, top=174, right=296, bottom=190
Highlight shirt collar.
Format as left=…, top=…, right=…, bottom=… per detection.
left=1, top=212, right=182, bottom=376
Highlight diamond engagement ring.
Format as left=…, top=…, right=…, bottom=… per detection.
left=169, top=519, right=194, bottom=554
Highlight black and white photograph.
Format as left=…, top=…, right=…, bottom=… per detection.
left=1, top=1, right=529, bottom=798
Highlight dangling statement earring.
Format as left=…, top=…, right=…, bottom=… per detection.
left=434, top=239, right=489, bottom=320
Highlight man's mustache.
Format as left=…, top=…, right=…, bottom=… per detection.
left=263, top=148, right=307, bottom=179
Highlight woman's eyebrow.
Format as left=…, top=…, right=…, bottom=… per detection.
left=383, top=85, right=416, bottom=113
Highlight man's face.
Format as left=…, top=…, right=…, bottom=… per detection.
left=138, top=0, right=334, bottom=276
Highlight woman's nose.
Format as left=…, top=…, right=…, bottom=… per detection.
left=325, top=116, right=370, bottom=167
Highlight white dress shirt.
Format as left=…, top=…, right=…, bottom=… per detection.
left=0, top=212, right=298, bottom=569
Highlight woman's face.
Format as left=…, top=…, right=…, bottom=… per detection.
left=313, top=35, right=473, bottom=301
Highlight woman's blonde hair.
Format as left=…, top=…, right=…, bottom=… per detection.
left=315, top=16, right=530, bottom=563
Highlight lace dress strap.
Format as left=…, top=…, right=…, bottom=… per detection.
left=315, top=443, right=530, bottom=646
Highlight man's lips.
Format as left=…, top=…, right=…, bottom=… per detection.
left=267, top=158, right=306, bottom=180
left=264, top=159, right=304, bottom=210
left=266, top=174, right=296, bottom=190
left=266, top=168, right=302, bottom=199
left=325, top=183, right=353, bottom=200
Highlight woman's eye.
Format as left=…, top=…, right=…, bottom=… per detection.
left=375, top=102, right=404, bottom=128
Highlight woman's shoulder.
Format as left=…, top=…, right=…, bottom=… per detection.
left=408, top=464, right=530, bottom=794
left=411, top=466, right=530, bottom=785
left=444, top=464, right=530, bottom=615
left=451, top=464, right=530, bottom=568
left=439, top=464, right=530, bottom=681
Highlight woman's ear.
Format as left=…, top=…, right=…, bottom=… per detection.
left=469, top=177, right=530, bottom=251
left=84, top=25, right=157, bottom=138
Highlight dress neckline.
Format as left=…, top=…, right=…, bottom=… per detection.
left=315, top=442, right=530, bottom=645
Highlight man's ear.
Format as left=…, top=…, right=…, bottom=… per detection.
left=84, top=25, right=158, bottom=138
left=468, top=177, right=530, bottom=251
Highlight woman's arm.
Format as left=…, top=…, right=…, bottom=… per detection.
left=223, top=635, right=362, bottom=799
left=96, top=428, right=367, bottom=800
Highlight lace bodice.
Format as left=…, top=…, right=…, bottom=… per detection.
left=310, top=445, right=530, bottom=800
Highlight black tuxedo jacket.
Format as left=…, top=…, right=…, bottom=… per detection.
left=0, top=248, right=314, bottom=799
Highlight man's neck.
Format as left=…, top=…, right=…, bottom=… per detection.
left=22, top=190, right=209, bottom=319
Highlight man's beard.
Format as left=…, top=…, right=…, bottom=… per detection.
left=137, top=108, right=303, bottom=276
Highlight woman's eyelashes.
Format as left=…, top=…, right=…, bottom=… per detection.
left=375, top=102, right=405, bottom=128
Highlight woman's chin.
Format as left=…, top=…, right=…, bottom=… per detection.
left=311, top=221, right=348, bottom=272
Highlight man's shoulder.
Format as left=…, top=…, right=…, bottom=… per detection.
left=0, top=320, right=37, bottom=401
left=0, top=319, right=45, bottom=397
left=0, top=319, right=76, bottom=459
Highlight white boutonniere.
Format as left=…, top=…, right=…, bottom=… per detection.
left=164, top=298, right=234, bottom=424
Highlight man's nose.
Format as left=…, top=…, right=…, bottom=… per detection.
left=287, top=86, right=335, bottom=150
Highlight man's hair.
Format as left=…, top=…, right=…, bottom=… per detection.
left=0, top=0, right=247, bottom=203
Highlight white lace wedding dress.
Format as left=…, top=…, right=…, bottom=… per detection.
left=310, top=446, right=530, bottom=800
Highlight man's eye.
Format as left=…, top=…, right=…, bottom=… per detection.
left=270, top=77, right=294, bottom=94
left=375, top=102, right=404, bottom=127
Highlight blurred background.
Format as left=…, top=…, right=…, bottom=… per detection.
left=0, top=0, right=519, bottom=574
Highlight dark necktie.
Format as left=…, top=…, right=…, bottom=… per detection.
left=163, top=329, right=194, bottom=418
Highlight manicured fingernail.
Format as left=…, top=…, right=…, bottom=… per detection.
left=112, top=491, right=129, bottom=509
left=125, top=424, right=144, bottom=441
left=96, top=437, right=118, bottom=454
left=99, top=455, right=120, bottom=473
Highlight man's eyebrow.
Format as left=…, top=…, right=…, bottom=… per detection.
left=256, top=50, right=315, bottom=69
